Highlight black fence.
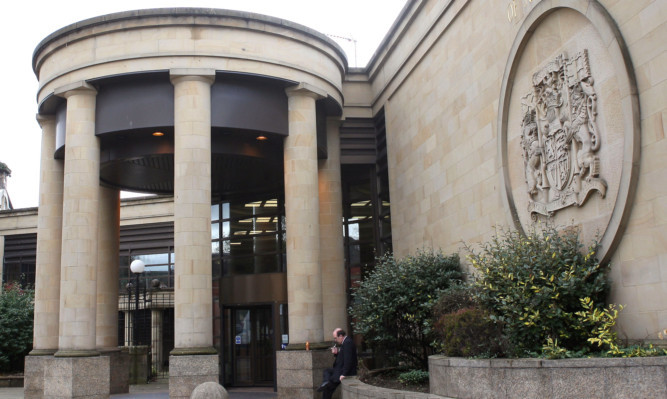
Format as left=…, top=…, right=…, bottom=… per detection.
left=119, top=282, right=174, bottom=381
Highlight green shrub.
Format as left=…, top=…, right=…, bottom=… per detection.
left=397, top=369, right=429, bottom=386
left=433, top=307, right=506, bottom=357
left=616, top=344, right=667, bottom=358
left=350, top=250, right=462, bottom=369
left=432, top=283, right=478, bottom=317
left=466, top=225, right=610, bottom=356
left=575, top=297, right=623, bottom=355
left=0, top=282, right=34, bottom=372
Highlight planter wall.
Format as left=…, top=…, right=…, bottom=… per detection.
left=341, top=377, right=447, bottom=399
left=429, top=355, right=667, bottom=399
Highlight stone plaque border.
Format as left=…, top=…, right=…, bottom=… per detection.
left=497, top=0, right=640, bottom=263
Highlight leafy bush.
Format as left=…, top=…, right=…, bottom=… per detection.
left=350, top=250, right=462, bottom=369
left=575, top=297, right=623, bottom=355
left=432, top=283, right=478, bottom=318
left=0, top=283, right=34, bottom=372
left=616, top=344, right=667, bottom=358
left=397, top=369, right=429, bottom=386
left=433, top=307, right=506, bottom=357
left=466, top=225, right=610, bottom=356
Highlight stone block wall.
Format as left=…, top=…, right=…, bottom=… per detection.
left=43, top=356, right=110, bottom=398
left=371, top=0, right=666, bottom=342
left=168, top=354, right=219, bottom=399
left=277, top=349, right=340, bottom=399
left=429, top=355, right=667, bottom=399
left=600, top=0, right=667, bottom=342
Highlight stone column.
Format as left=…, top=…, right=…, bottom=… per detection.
left=25, top=114, right=64, bottom=398
left=97, top=186, right=120, bottom=350
left=169, top=69, right=218, bottom=399
left=151, top=309, right=164, bottom=372
left=44, top=82, right=110, bottom=398
left=319, top=117, right=347, bottom=335
left=97, top=187, right=127, bottom=394
left=284, top=83, right=326, bottom=345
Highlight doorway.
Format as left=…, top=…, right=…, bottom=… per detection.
left=223, top=306, right=274, bottom=386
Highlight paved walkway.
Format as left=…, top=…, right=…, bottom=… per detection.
left=0, top=382, right=276, bottom=399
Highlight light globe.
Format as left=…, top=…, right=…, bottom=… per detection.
left=130, top=259, right=145, bottom=274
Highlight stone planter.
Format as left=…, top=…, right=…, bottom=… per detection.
left=429, top=355, right=667, bottom=399
left=341, top=377, right=447, bottom=399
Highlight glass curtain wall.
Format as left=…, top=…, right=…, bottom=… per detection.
left=342, top=108, right=392, bottom=312
left=211, top=195, right=286, bottom=387
left=119, top=250, right=175, bottom=291
left=211, top=197, right=286, bottom=277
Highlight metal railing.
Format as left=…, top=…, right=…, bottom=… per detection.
left=120, top=279, right=174, bottom=381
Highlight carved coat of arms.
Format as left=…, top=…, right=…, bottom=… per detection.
left=520, top=50, right=606, bottom=218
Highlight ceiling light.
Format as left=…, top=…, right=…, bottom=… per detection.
left=256, top=135, right=267, bottom=141
left=152, top=131, right=165, bottom=137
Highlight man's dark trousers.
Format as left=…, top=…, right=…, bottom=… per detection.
left=321, top=378, right=340, bottom=399
left=320, top=351, right=342, bottom=399
left=321, top=337, right=357, bottom=399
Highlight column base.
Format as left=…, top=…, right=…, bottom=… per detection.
left=43, top=355, right=110, bottom=398
left=169, top=353, right=219, bottom=399
left=128, top=346, right=150, bottom=385
left=24, top=352, right=54, bottom=399
left=277, top=349, right=340, bottom=399
left=99, top=347, right=130, bottom=394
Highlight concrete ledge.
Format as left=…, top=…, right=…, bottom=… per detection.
left=0, top=376, right=24, bottom=388
left=429, top=355, right=667, bottom=399
left=341, top=377, right=449, bottom=399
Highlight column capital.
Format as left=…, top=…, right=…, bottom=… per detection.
left=169, top=68, right=216, bottom=85
left=36, top=113, right=56, bottom=128
left=54, top=81, right=97, bottom=99
left=285, top=82, right=327, bottom=100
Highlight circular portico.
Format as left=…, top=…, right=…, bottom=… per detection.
left=29, top=8, right=348, bottom=398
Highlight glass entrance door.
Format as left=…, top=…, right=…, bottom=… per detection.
left=224, top=306, right=274, bottom=386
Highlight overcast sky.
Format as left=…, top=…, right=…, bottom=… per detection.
left=0, top=0, right=407, bottom=209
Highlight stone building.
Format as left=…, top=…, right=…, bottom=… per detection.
left=0, top=1, right=664, bottom=398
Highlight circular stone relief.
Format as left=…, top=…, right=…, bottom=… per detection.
left=498, top=1, right=639, bottom=263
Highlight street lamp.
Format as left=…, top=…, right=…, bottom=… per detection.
left=130, top=259, right=145, bottom=345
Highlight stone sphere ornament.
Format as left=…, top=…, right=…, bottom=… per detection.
left=190, top=382, right=229, bottom=399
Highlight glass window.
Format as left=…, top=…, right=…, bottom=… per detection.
left=133, top=253, right=169, bottom=265
left=211, top=204, right=220, bottom=222
left=120, top=250, right=174, bottom=290
left=212, top=197, right=285, bottom=276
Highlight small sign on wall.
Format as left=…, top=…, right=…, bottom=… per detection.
left=235, top=335, right=241, bottom=345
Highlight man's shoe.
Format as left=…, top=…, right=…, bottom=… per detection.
left=316, top=381, right=330, bottom=392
